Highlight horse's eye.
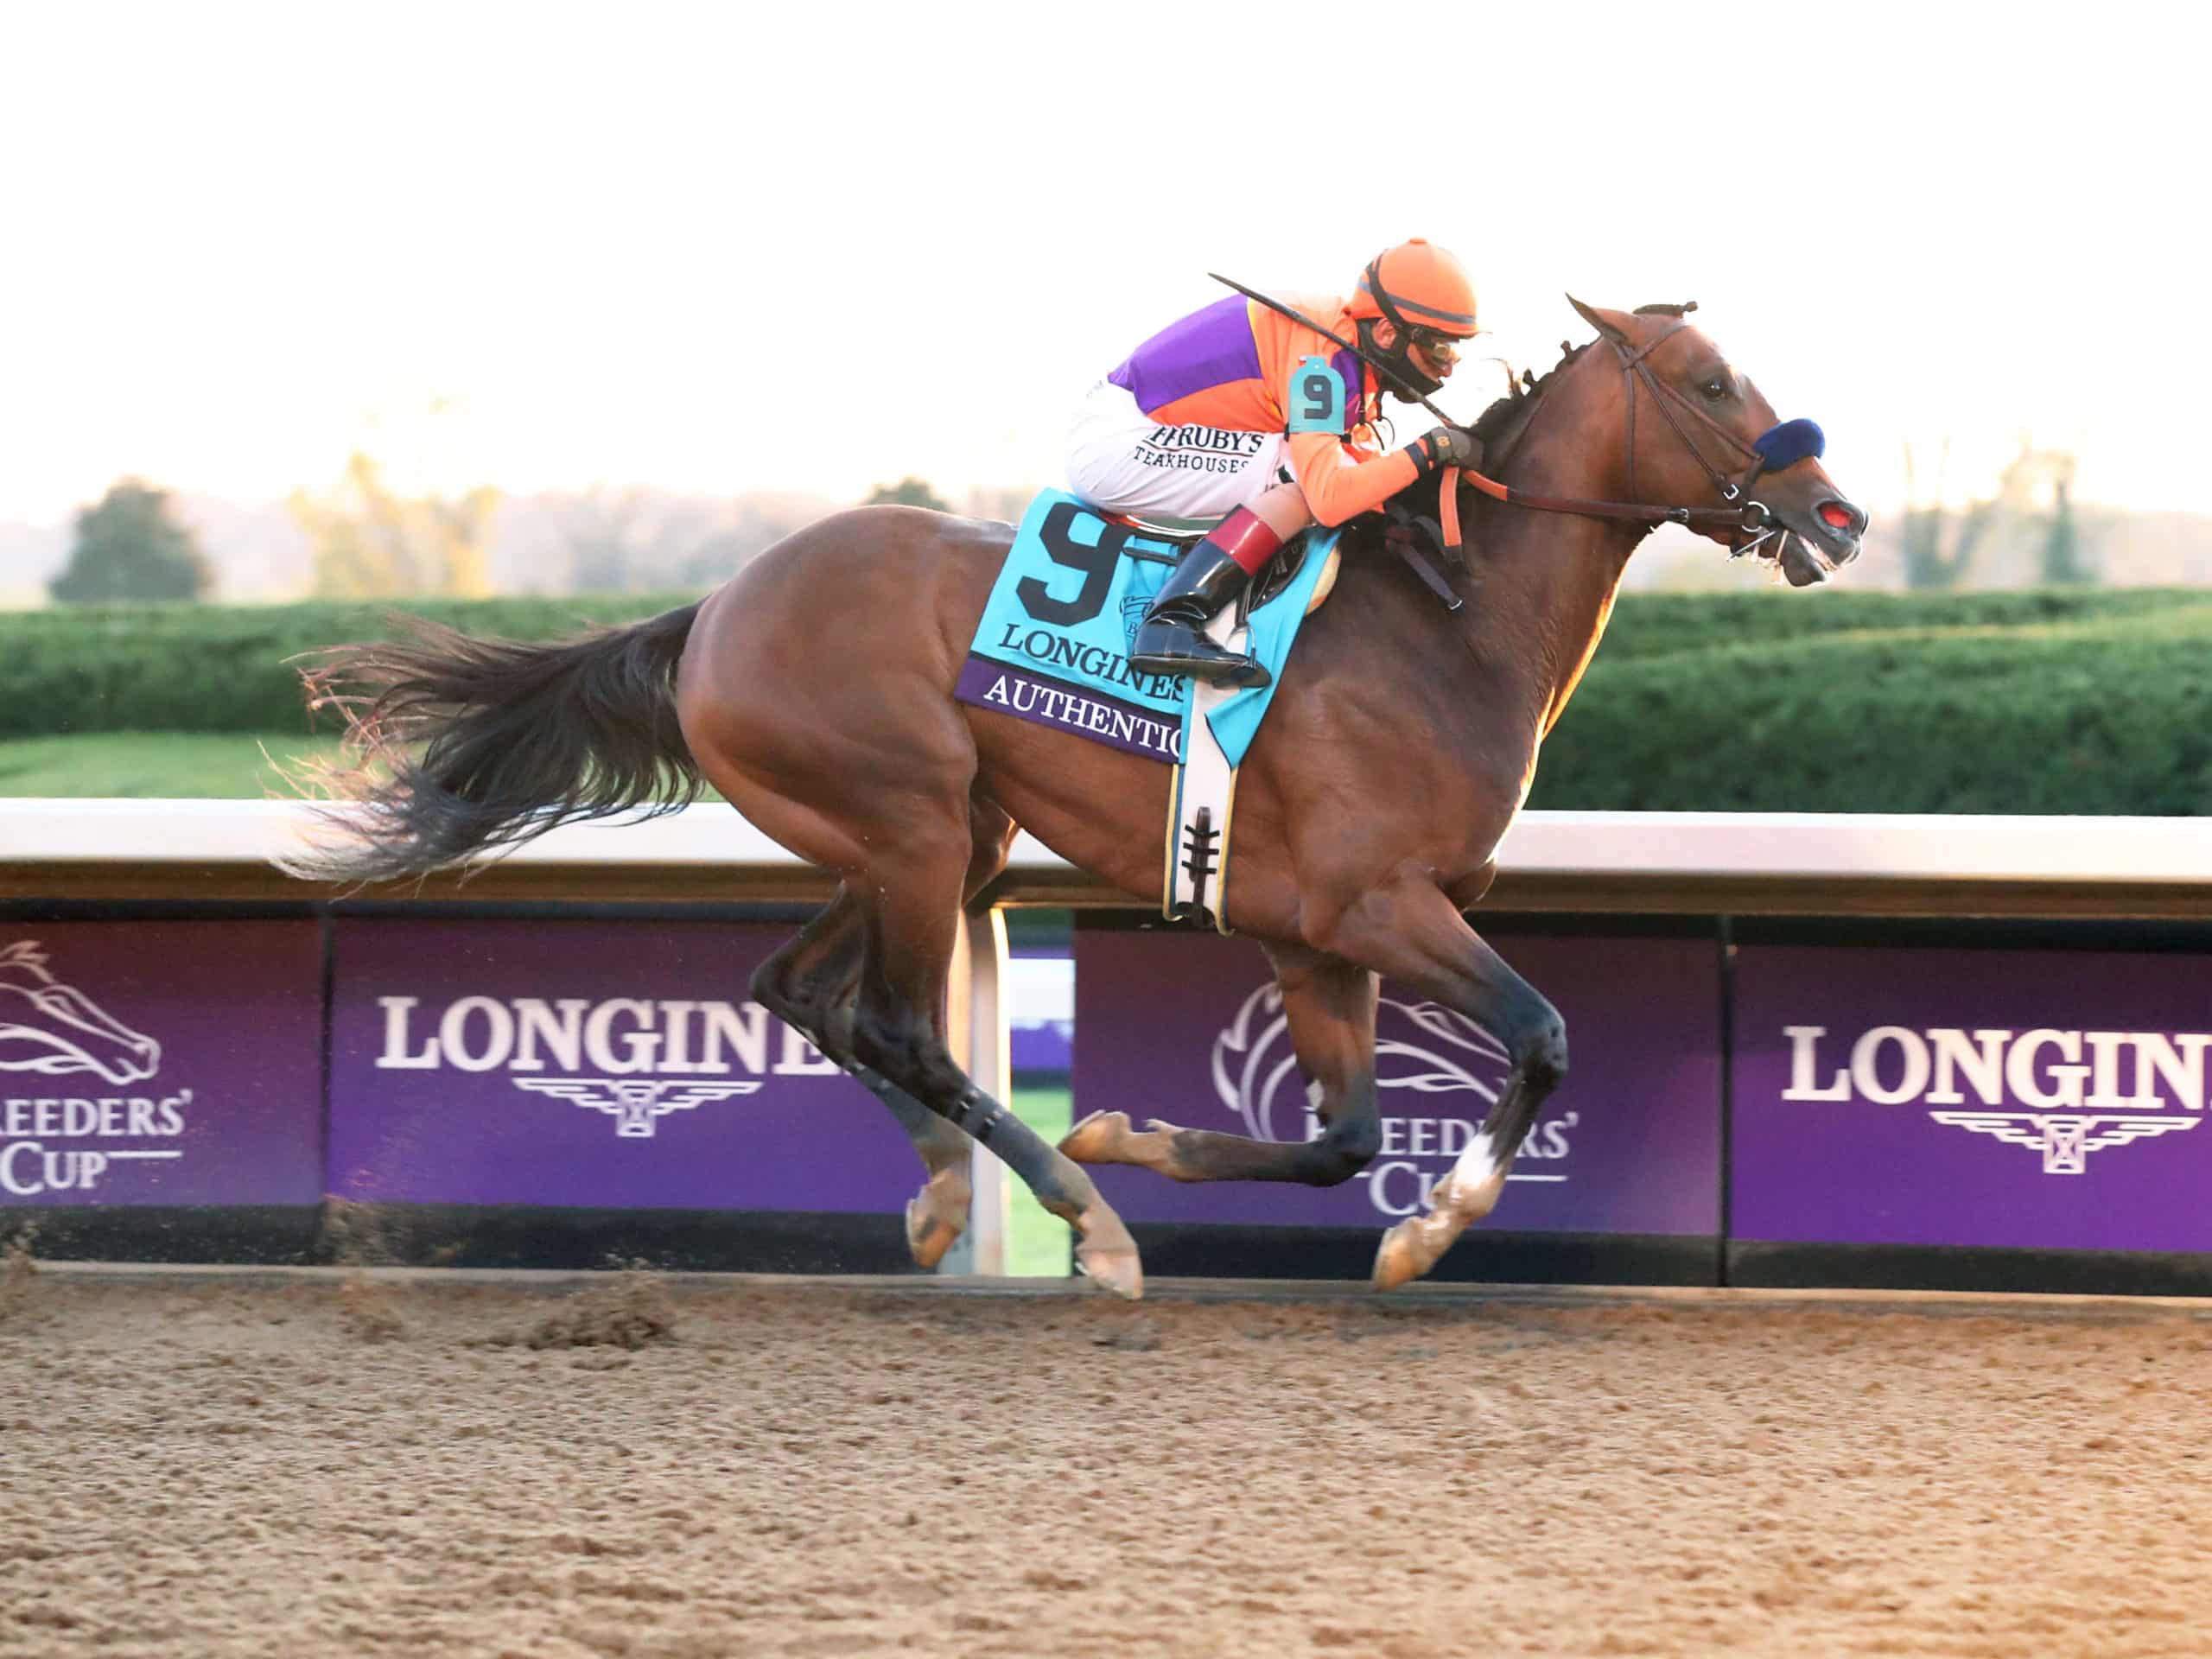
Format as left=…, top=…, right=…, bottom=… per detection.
left=1700, top=378, right=1728, bottom=401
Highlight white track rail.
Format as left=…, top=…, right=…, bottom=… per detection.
left=3, top=799, right=2206, bottom=892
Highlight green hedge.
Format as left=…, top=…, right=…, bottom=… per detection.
left=1529, top=591, right=2212, bottom=815
left=1587, top=586, right=2193, bottom=663
left=0, top=595, right=698, bottom=739
left=4, top=588, right=2207, bottom=814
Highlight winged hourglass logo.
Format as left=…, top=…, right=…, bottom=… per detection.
left=1928, top=1111, right=2195, bottom=1174
left=512, top=1077, right=762, bottom=1137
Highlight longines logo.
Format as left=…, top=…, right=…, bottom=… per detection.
left=510, top=1078, right=760, bottom=1138
left=1211, top=983, right=1577, bottom=1218
left=374, top=995, right=830, bottom=1139
left=1783, top=1025, right=2207, bottom=1174
left=0, top=941, right=191, bottom=1197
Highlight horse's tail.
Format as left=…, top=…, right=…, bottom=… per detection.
left=283, top=601, right=705, bottom=884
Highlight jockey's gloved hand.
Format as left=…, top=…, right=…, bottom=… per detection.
left=1412, top=425, right=1478, bottom=474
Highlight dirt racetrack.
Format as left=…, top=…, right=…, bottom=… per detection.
left=6, top=1260, right=2212, bottom=1658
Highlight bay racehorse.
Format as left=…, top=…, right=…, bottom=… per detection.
left=290, top=297, right=1863, bottom=1299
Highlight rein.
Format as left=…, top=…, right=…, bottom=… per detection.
left=1443, top=310, right=1793, bottom=563
left=1212, top=277, right=1791, bottom=568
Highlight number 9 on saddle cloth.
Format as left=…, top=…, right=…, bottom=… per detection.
left=955, top=491, right=1336, bottom=770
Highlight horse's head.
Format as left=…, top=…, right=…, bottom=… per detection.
left=1567, top=297, right=1865, bottom=586
left=0, top=941, right=162, bottom=1085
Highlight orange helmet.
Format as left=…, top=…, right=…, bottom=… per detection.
left=1349, top=238, right=1478, bottom=338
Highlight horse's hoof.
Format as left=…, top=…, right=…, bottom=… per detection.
left=1058, top=1109, right=1131, bottom=1164
left=905, top=1194, right=963, bottom=1270
left=1077, top=1243, right=1145, bottom=1300
left=904, top=1169, right=969, bottom=1270
left=1071, top=1196, right=1144, bottom=1300
left=1371, top=1220, right=1435, bottom=1293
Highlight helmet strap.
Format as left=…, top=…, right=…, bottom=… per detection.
left=1357, top=316, right=1443, bottom=401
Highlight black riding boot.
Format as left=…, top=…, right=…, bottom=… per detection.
left=1128, top=543, right=1272, bottom=689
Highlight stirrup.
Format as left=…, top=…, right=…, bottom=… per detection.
left=1129, top=625, right=1271, bottom=689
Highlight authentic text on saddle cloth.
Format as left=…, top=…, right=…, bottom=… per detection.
left=957, top=490, right=1334, bottom=769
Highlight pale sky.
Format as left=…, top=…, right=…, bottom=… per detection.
left=2, top=0, right=2202, bottom=531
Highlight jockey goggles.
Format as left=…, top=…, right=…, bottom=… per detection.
left=1406, top=326, right=1464, bottom=369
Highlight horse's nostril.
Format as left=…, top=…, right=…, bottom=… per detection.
left=1817, top=500, right=1856, bottom=531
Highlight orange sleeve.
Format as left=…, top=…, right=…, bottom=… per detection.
left=1284, top=433, right=1422, bottom=527
left=1249, top=295, right=1425, bottom=526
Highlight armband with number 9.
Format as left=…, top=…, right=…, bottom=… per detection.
left=1285, top=356, right=1348, bottom=436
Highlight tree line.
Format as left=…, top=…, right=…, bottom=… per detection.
left=45, top=448, right=2096, bottom=605
left=42, top=472, right=967, bottom=606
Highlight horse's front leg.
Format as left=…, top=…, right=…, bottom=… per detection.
left=1061, top=943, right=1381, bottom=1185
left=1303, top=871, right=1567, bottom=1290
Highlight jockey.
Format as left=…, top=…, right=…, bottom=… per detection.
left=1067, top=238, right=1481, bottom=688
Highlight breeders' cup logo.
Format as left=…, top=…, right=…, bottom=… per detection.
left=1211, top=984, right=1577, bottom=1217
left=1783, top=1025, right=2207, bottom=1174
left=0, top=941, right=160, bottom=1083
left=1119, top=594, right=1150, bottom=653
left=2, top=940, right=190, bottom=1198
left=376, top=994, right=835, bottom=1139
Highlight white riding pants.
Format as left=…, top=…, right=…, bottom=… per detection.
left=1065, top=380, right=1289, bottom=524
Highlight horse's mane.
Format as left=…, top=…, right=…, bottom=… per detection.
left=1467, top=337, right=1590, bottom=461
left=1342, top=308, right=1678, bottom=576
left=1463, top=304, right=1683, bottom=456
left=1342, top=337, right=1591, bottom=566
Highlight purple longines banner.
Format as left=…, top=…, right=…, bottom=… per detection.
left=1735, top=945, right=2212, bottom=1254
left=1075, top=930, right=1722, bottom=1236
left=0, top=923, right=322, bottom=1207
left=328, top=919, right=914, bottom=1211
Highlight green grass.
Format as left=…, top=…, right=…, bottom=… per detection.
left=1006, top=1084, right=1073, bottom=1277
left=0, top=731, right=346, bottom=798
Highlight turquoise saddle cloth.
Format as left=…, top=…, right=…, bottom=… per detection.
left=956, top=490, right=1335, bottom=767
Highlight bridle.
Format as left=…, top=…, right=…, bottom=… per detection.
left=1445, top=306, right=1808, bottom=566
left=1206, top=273, right=1807, bottom=563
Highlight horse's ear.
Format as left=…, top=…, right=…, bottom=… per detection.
left=1567, top=295, right=1630, bottom=344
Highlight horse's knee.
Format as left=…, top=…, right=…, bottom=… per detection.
left=1301, top=1114, right=1382, bottom=1186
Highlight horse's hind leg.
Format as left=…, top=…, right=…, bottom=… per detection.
left=752, top=889, right=976, bottom=1268
left=849, top=826, right=1142, bottom=1299
left=752, top=803, right=1019, bottom=1268
left=1062, top=942, right=1382, bottom=1185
